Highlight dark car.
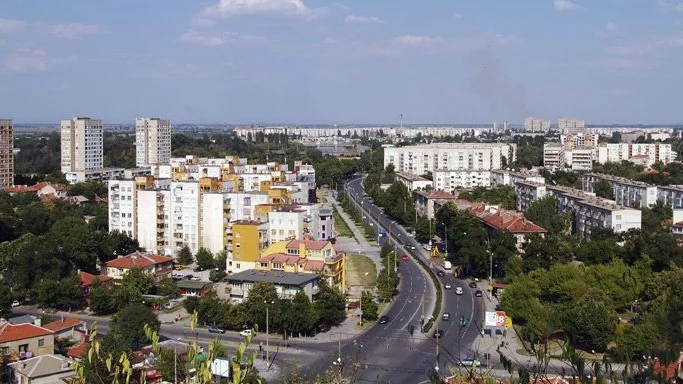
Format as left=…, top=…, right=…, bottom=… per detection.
left=437, top=270, right=445, bottom=277
left=185, top=274, right=195, bottom=280
left=475, top=290, right=483, bottom=297
left=208, top=326, right=226, bottom=334
left=433, top=329, right=445, bottom=338
left=193, top=266, right=204, bottom=272
left=378, top=316, right=389, bottom=324
left=469, top=281, right=477, bottom=288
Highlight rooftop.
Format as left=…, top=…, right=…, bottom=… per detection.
left=105, top=252, right=173, bottom=269
left=468, top=204, right=547, bottom=234
left=8, top=354, right=74, bottom=379
left=176, top=280, right=213, bottom=289
left=227, top=270, right=320, bottom=286
left=42, top=317, right=84, bottom=333
left=286, top=239, right=329, bottom=250
left=414, top=190, right=458, bottom=200
left=80, top=271, right=113, bottom=286
left=395, top=172, right=429, bottom=182
left=0, top=322, right=53, bottom=343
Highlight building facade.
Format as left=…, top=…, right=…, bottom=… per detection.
left=657, top=185, right=683, bottom=210
left=0, top=119, right=13, bottom=189
left=433, top=170, right=491, bottom=191
left=383, top=143, right=516, bottom=175
left=395, top=172, right=433, bottom=191
left=135, top=118, right=171, bottom=167
left=582, top=173, right=658, bottom=208
left=543, top=144, right=566, bottom=168
left=226, top=270, right=320, bottom=302
left=558, top=118, right=585, bottom=134
left=490, top=169, right=545, bottom=188
left=227, top=220, right=269, bottom=274
left=105, top=252, right=174, bottom=281
left=596, top=143, right=675, bottom=166
left=524, top=117, right=550, bottom=132
left=60, top=117, right=103, bottom=173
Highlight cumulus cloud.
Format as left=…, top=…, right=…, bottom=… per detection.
left=393, top=35, right=439, bottom=47
left=0, top=19, right=27, bottom=35
left=344, top=14, right=383, bottom=24
left=179, top=30, right=266, bottom=46
left=554, top=0, right=582, bottom=11
left=658, top=0, right=683, bottom=12
left=52, top=23, right=107, bottom=39
left=2, top=47, right=46, bottom=72
left=201, top=0, right=314, bottom=19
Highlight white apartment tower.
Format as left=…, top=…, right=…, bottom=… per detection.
left=558, top=118, right=586, bottom=134
left=60, top=117, right=103, bottom=173
left=136, top=118, right=172, bottom=167
left=0, top=120, right=13, bottom=189
left=524, top=117, right=550, bottom=132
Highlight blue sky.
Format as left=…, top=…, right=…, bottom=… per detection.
left=1, top=0, right=682, bottom=124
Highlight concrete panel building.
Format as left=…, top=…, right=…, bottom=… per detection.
left=657, top=185, right=683, bottom=210
left=582, top=173, right=658, bottom=208
left=395, top=172, right=433, bottom=191
left=433, top=170, right=491, bottom=191
left=135, top=118, right=171, bottom=167
left=60, top=117, right=103, bottom=173
left=0, top=119, right=13, bottom=189
left=490, top=169, right=545, bottom=188
left=543, top=144, right=566, bottom=168
left=383, top=143, right=516, bottom=175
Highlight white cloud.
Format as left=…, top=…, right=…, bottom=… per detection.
left=452, top=13, right=463, bottom=19
left=604, top=22, right=617, bottom=32
left=344, top=14, right=383, bottom=24
left=201, top=0, right=314, bottom=19
left=0, top=19, right=26, bottom=35
left=597, top=22, right=618, bottom=37
left=180, top=30, right=266, bottom=46
left=52, top=23, right=107, bottom=39
left=554, top=0, right=582, bottom=11
left=393, top=35, right=439, bottom=47
left=658, top=0, right=683, bottom=12
left=2, top=47, right=46, bottom=72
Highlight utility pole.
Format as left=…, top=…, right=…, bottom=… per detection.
left=359, top=290, right=363, bottom=327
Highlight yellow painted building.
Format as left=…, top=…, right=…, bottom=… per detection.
left=259, top=239, right=346, bottom=293
left=229, top=220, right=268, bottom=274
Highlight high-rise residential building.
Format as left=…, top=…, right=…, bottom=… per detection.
left=524, top=117, right=550, bottom=132
left=596, top=143, right=675, bottom=166
left=135, top=118, right=171, bottom=167
left=0, top=120, right=13, bottom=189
left=558, top=118, right=586, bottom=134
left=60, top=117, right=103, bottom=173
left=383, top=143, right=516, bottom=175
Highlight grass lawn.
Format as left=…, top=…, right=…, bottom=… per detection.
left=346, top=254, right=377, bottom=289
left=333, top=207, right=353, bottom=238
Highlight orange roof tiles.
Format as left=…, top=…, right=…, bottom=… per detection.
left=105, top=252, right=173, bottom=269
left=42, top=317, right=84, bottom=333
left=286, top=239, right=328, bottom=250
left=468, top=204, right=547, bottom=234
left=0, top=322, right=53, bottom=343
left=80, top=272, right=112, bottom=287
left=66, top=342, right=89, bottom=359
left=303, top=260, right=324, bottom=271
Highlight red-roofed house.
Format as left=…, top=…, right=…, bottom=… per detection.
left=467, top=204, right=547, bottom=250
left=80, top=272, right=113, bottom=305
left=0, top=320, right=55, bottom=361
left=105, top=252, right=174, bottom=282
left=66, top=342, right=89, bottom=359
left=4, top=182, right=67, bottom=198
left=42, top=317, right=86, bottom=342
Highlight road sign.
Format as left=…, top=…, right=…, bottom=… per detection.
left=484, top=311, right=506, bottom=327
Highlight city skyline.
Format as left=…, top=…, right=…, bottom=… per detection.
left=1, top=0, right=683, bottom=124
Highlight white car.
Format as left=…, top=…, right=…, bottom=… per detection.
left=239, top=329, right=253, bottom=337
left=455, top=287, right=464, bottom=295
left=11, top=300, right=20, bottom=307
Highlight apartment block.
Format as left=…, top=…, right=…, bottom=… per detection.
left=490, top=169, right=545, bottom=188
left=108, top=179, right=137, bottom=237
left=565, top=147, right=594, bottom=171
left=543, top=144, right=566, bottom=168
left=582, top=173, right=658, bottom=208
left=0, top=119, right=13, bottom=189
left=227, top=220, right=269, bottom=274
left=383, top=143, right=516, bottom=175
left=561, top=133, right=599, bottom=148
left=657, top=185, right=683, bottom=210
left=558, top=118, right=585, bottom=134
left=135, top=118, right=171, bottom=167
left=514, top=180, right=547, bottom=212
left=60, top=117, right=103, bottom=173
left=524, top=117, right=550, bottom=132
left=395, top=172, right=433, bottom=191
left=268, top=207, right=305, bottom=244
left=414, top=190, right=461, bottom=219
left=433, top=170, right=491, bottom=192
left=596, top=143, right=675, bottom=166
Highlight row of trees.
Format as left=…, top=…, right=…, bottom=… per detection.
left=184, top=280, right=346, bottom=337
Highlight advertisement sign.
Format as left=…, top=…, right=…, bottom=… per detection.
left=484, top=311, right=506, bottom=327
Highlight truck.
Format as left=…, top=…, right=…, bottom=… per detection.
left=444, top=261, right=452, bottom=270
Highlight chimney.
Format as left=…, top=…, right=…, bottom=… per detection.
left=34, top=318, right=41, bottom=327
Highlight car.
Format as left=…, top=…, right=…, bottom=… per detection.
left=442, top=313, right=450, bottom=321
left=437, top=270, right=445, bottom=277
left=174, top=265, right=184, bottom=271
left=433, top=329, right=445, bottom=338
left=185, top=274, right=195, bottom=280
left=11, top=300, right=20, bottom=307
left=208, top=326, right=225, bottom=334
left=455, top=287, right=464, bottom=295
left=191, top=276, right=201, bottom=281
left=239, top=329, right=253, bottom=337
left=459, top=359, right=482, bottom=367
left=378, top=316, right=389, bottom=324
left=475, top=290, right=483, bottom=297
left=172, top=274, right=183, bottom=281
left=469, top=281, right=477, bottom=288
left=193, top=266, right=204, bottom=272
left=402, top=254, right=408, bottom=261
left=410, top=246, right=416, bottom=250
left=444, top=283, right=452, bottom=290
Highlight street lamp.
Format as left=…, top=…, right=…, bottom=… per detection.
left=264, top=300, right=275, bottom=366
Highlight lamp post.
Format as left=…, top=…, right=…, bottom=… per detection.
left=264, top=300, right=274, bottom=365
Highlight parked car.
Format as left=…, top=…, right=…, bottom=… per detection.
left=402, top=254, right=408, bottom=261
left=469, top=281, right=477, bottom=288
left=184, top=274, right=195, bottom=280
left=436, top=270, right=445, bottom=277
left=193, top=266, right=204, bottom=272
left=442, top=313, right=450, bottom=321
left=239, top=329, right=253, bottom=337
left=208, top=326, right=225, bottom=334
left=444, top=283, right=452, bottom=290
left=433, top=329, right=445, bottom=338
left=475, top=290, right=483, bottom=297
left=455, top=287, right=464, bottom=295
left=11, top=300, right=20, bottom=307
left=378, top=316, right=389, bottom=325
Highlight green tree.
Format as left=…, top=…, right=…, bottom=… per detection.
left=177, top=244, right=193, bottom=265
left=243, top=282, right=280, bottom=330
left=89, top=279, right=115, bottom=315
left=376, top=268, right=399, bottom=302
left=195, top=248, right=214, bottom=270
left=593, top=179, right=615, bottom=200
left=524, top=196, right=569, bottom=235
left=209, top=269, right=227, bottom=282
left=105, top=303, right=160, bottom=352
left=35, top=274, right=82, bottom=310
left=48, top=217, right=98, bottom=272
left=360, top=292, right=378, bottom=321
left=153, top=278, right=180, bottom=298
left=564, top=290, right=618, bottom=352
left=288, top=291, right=315, bottom=337
left=313, top=279, right=346, bottom=327
left=109, top=268, right=153, bottom=309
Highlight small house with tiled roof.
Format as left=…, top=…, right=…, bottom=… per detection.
left=467, top=204, right=547, bottom=250
left=105, top=252, right=174, bottom=282
left=8, top=354, right=76, bottom=384
left=80, top=271, right=113, bottom=305
left=0, top=319, right=55, bottom=361
left=42, top=317, right=86, bottom=342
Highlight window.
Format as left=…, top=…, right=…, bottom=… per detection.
left=38, top=339, right=44, bottom=347
left=18, top=344, right=28, bottom=353
left=1, top=347, right=8, bottom=355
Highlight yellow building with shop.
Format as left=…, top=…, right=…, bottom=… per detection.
left=258, top=239, right=346, bottom=293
